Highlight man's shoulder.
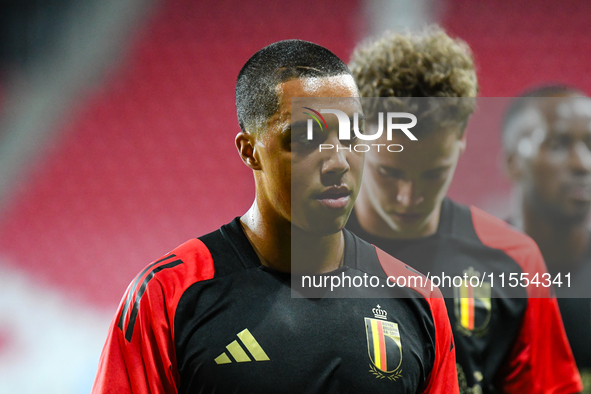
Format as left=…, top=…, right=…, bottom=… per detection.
left=464, top=204, right=550, bottom=286
left=168, top=237, right=217, bottom=267
left=445, top=198, right=539, bottom=253
left=128, top=221, right=241, bottom=297
left=127, top=237, right=217, bottom=299
left=468, top=204, right=540, bottom=255
left=346, top=230, right=441, bottom=300
left=375, top=245, right=443, bottom=300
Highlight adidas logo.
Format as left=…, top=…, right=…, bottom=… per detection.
left=214, top=328, right=270, bottom=364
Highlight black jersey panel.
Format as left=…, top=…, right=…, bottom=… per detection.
left=173, top=223, right=441, bottom=393
left=346, top=199, right=530, bottom=393
left=199, top=218, right=261, bottom=277
left=174, top=268, right=436, bottom=393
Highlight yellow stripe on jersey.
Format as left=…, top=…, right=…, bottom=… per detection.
left=237, top=328, right=270, bottom=361
left=226, top=340, right=251, bottom=362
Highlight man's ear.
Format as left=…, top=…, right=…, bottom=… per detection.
left=459, top=130, right=468, bottom=155
left=504, top=151, right=524, bottom=180
left=235, top=131, right=261, bottom=170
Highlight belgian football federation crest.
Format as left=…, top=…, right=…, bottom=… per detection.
left=364, top=305, right=402, bottom=381
left=453, top=267, right=491, bottom=337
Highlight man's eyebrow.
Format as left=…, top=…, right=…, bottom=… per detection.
left=290, top=112, right=364, bottom=130
left=425, top=165, right=452, bottom=172
left=379, top=166, right=404, bottom=175
left=291, top=120, right=308, bottom=130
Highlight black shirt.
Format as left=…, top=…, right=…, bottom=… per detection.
left=346, top=198, right=582, bottom=394
left=93, top=218, right=458, bottom=393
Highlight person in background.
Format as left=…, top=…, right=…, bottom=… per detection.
left=347, top=27, right=582, bottom=393
left=502, top=84, right=591, bottom=392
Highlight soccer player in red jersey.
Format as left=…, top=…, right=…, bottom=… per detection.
left=503, top=85, right=591, bottom=392
left=92, top=39, right=458, bottom=393
left=347, top=28, right=582, bottom=393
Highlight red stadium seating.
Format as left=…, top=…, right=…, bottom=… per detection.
left=0, top=0, right=360, bottom=308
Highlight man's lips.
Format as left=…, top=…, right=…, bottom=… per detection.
left=315, top=186, right=352, bottom=209
left=390, top=211, right=424, bottom=223
left=563, top=182, right=591, bottom=202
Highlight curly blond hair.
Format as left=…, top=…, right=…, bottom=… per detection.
left=349, top=27, right=478, bottom=134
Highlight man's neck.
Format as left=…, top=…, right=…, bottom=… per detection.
left=240, top=201, right=344, bottom=274
left=522, top=201, right=590, bottom=273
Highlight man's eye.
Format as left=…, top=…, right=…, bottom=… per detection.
left=547, top=138, right=559, bottom=147
left=356, top=125, right=366, bottom=136
left=291, top=132, right=324, bottom=152
left=546, top=134, right=573, bottom=150
left=295, top=134, right=309, bottom=143
left=351, top=121, right=365, bottom=138
left=378, top=167, right=403, bottom=179
left=291, top=131, right=312, bottom=144
left=341, top=133, right=358, bottom=146
left=424, top=170, right=445, bottom=181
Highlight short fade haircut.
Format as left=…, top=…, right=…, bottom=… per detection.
left=501, top=84, right=586, bottom=151
left=236, top=39, right=353, bottom=133
left=348, top=26, right=478, bottom=136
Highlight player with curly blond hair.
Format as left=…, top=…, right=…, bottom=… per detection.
left=346, top=27, right=582, bottom=393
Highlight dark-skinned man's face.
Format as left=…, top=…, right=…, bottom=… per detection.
left=511, top=96, right=591, bottom=223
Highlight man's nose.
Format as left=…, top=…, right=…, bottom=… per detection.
left=320, top=134, right=353, bottom=179
left=396, top=180, right=424, bottom=207
left=321, top=144, right=350, bottom=178
left=570, top=141, right=591, bottom=174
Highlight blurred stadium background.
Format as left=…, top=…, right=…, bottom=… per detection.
left=0, top=0, right=589, bottom=392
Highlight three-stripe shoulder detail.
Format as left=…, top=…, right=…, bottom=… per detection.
left=117, top=238, right=217, bottom=342
left=118, top=254, right=183, bottom=341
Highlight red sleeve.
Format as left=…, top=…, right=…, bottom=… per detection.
left=91, top=275, right=177, bottom=394
left=499, top=297, right=582, bottom=394
left=471, top=207, right=582, bottom=394
left=373, top=247, right=459, bottom=393
left=91, top=239, right=215, bottom=394
left=421, top=296, right=460, bottom=394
